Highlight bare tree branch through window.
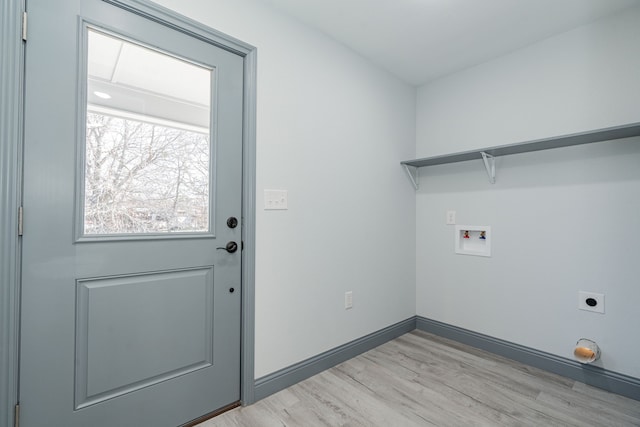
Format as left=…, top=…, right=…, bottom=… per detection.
left=84, top=112, right=210, bottom=234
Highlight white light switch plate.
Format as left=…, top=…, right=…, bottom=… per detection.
left=264, top=189, right=288, bottom=210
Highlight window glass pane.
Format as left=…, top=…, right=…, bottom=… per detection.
left=84, top=29, right=212, bottom=235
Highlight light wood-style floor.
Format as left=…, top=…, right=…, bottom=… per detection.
left=198, top=330, right=640, bottom=426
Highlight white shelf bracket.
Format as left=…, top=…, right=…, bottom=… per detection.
left=481, top=152, right=495, bottom=184
left=403, top=164, right=419, bottom=190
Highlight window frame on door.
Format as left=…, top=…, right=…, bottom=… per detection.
left=77, top=23, right=220, bottom=241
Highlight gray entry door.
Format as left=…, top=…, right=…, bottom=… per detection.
left=19, top=1, right=244, bottom=426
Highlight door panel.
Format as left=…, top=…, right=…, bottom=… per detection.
left=20, top=1, right=243, bottom=426
left=75, top=267, right=214, bottom=409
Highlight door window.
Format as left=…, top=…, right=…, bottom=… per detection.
left=83, top=29, right=213, bottom=235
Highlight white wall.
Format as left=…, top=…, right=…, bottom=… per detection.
left=149, top=0, right=640, bottom=383
left=151, top=0, right=417, bottom=378
left=416, top=6, right=640, bottom=378
left=416, top=6, right=640, bottom=157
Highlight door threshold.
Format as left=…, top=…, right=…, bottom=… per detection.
left=181, top=401, right=241, bottom=427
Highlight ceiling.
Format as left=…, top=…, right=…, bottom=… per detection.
left=256, top=0, right=640, bottom=86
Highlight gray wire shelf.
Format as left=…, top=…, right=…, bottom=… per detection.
left=401, top=122, right=640, bottom=189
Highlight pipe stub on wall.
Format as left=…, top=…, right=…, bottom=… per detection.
left=574, top=338, right=600, bottom=364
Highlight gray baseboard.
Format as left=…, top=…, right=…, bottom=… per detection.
left=416, top=316, right=640, bottom=401
left=254, top=317, right=416, bottom=401
left=252, top=316, right=639, bottom=404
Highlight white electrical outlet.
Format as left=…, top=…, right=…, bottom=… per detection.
left=345, top=291, right=353, bottom=309
left=578, top=291, right=605, bottom=314
left=446, top=210, right=456, bottom=225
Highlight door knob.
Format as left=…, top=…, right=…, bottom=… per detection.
left=217, top=241, right=238, bottom=253
left=227, top=216, right=238, bottom=228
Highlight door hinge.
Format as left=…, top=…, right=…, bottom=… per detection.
left=14, top=403, right=20, bottom=427
left=18, top=206, right=23, bottom=236
left=21, top=12, right=27, bottom=41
